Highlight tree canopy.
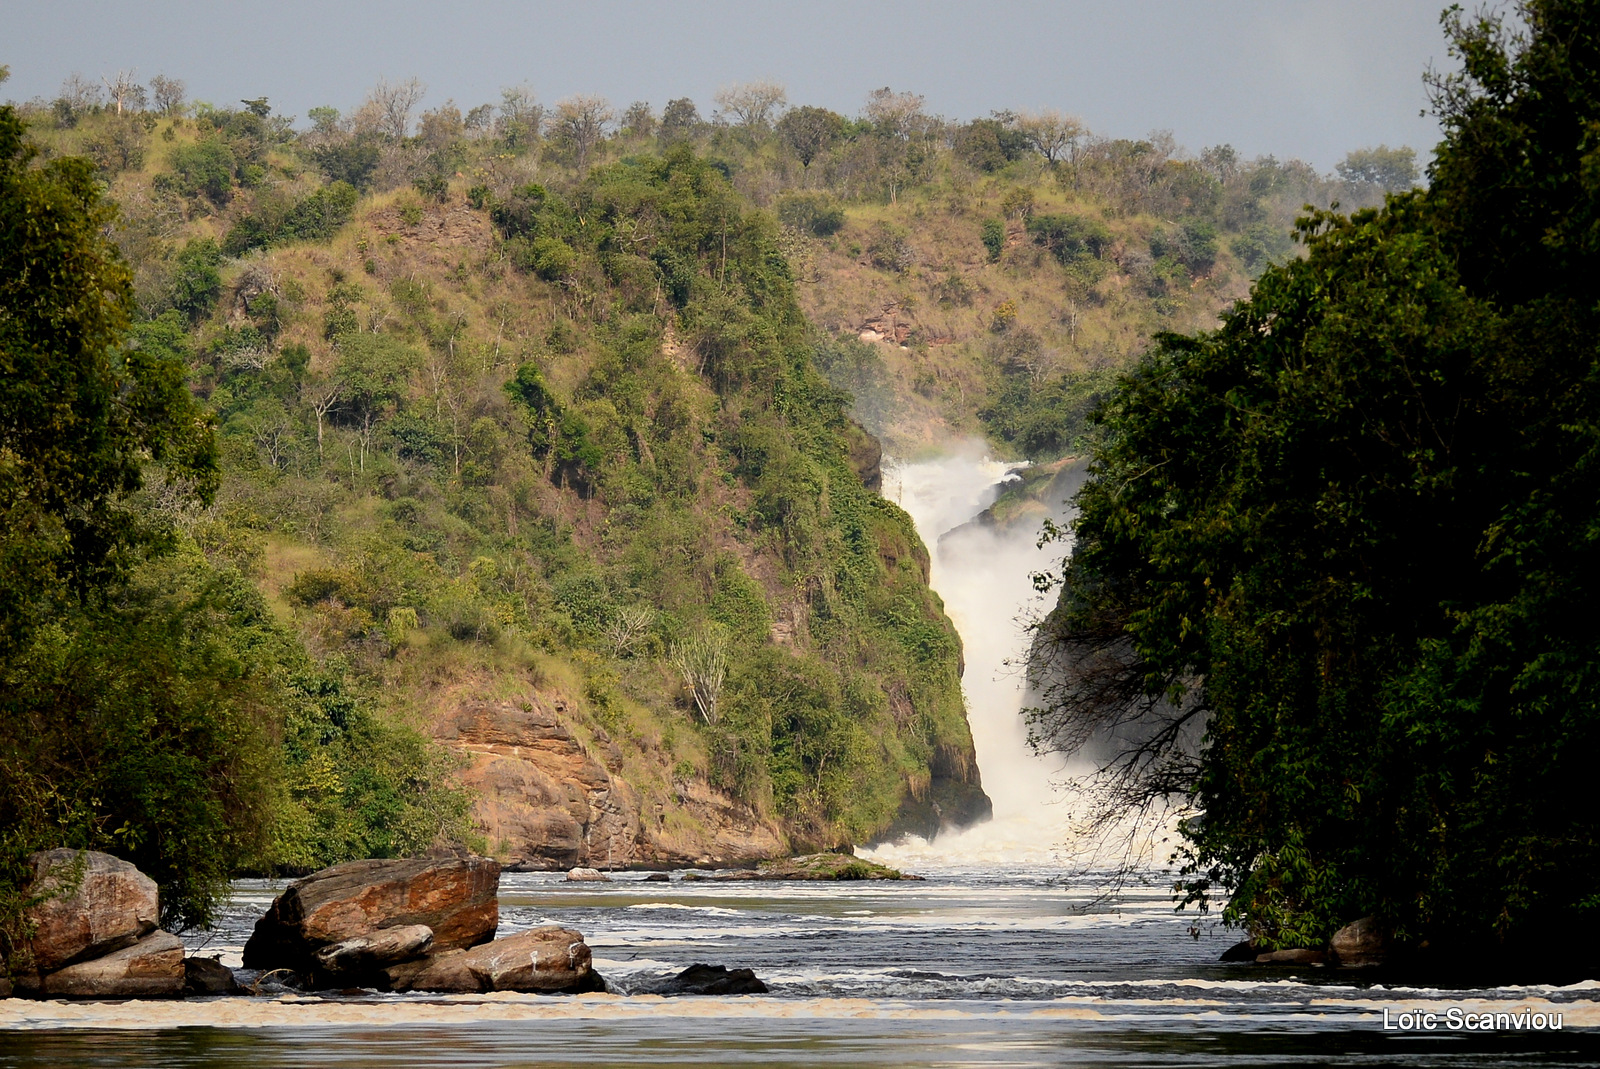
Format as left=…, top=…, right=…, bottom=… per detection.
left=1034, top=0, right=1600, bottom=965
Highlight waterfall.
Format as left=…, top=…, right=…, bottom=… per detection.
left=860, top=444, right=1182, bottom=873
left=860, top=444, right=1079, bottom=870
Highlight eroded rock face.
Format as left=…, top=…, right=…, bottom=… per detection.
left=25, top=849, right=160, bottom=972
left=444, top=699, right=643, bottom=869
left=442, top=697, right=788, bottom=870
left=387, top=926, right=602, bottom=993
left=241, top=852, right=499, bottom=974
left=312, top=924, right=435, bottom=979
left=37, top=930, right=185, bottom=999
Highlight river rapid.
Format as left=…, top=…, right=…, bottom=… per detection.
left=2, top=451, right=1596, bottom=1068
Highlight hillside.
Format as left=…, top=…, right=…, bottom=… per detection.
left=2, top=79, right=1407, bottom=887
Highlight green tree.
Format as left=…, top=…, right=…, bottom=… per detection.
left=776, top=105, right=845, bottom=170
left=0, top=105, right=217, bottom=656
left=1033, top=0, right=1600, bottom=966
left=1335, top=144, right=1419, bottom=191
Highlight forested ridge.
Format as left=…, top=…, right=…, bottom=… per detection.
left=3, top=45, right=1429, bottom=974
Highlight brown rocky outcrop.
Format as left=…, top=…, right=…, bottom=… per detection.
left=241, top=852, right=499, bottom=975
left=34, top=930, right=185, bottom=998
left=24, top=849, right=160, bottom=972
left=442, top=698, right=644, bottom=869
left=386, top=926, right=602, bottom=993
left=439, top=696, right=787, bottom=870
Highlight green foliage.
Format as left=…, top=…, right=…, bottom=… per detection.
left=1336, top=145, right=1419, bottom=191
left=168, top=238, right=224, bottom=323
left=312, top=140, right=381, bottom=191
left=1039, top=0, right=1600, bottom=959
left=776, top=191, right=845, bottom=236
left=0, top=106, right=218, bottom=656
left=776, top=106, right=846, bottom=168
left=1149, top=220, right=1218, bottom=273
left=1026, top=213, right=1111, bottom=263
left=0, top=552, right=279, bottom=932
left=957, top=116, right=1030, bottom=173
left=224, top=181, right=359, bottom=256
left=0, top=105, right=468, bottom=956
left=980, top=218, right=1005, bottom=262
left=163, top=138, right=237, bottom=203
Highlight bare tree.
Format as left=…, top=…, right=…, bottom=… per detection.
left=300, top=374, right=343, bottom=463
left=56, top=73, right=103, bottom=122
left=101, top=70, right=145, bottom=115
left=1018, top=109, right=1086, bottom=166
left=670, top=629, right=730, bottom=725
left=149, top=74, right=186, bottom=117
left=354, top=77, right=426, bottom=139
left=551, top=95, right=614, bottom=173
left=606, top=605, right=657, bottom=658
left=863, top=87, right=925, bottom=139
left=713, top=80, right=787, bottom=129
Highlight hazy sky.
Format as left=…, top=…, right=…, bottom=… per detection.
left=4, top=0, right=1460, bottom=170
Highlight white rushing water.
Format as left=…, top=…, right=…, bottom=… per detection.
left=861, top=444, right=1175, bottom=873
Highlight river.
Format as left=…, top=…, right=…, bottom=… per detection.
left=2, top=451, right=1596, bottom=1067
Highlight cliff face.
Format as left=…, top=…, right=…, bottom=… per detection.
left=435, top=693, right=788, bottom=868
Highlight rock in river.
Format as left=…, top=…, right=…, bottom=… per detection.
left=386, top=926, right=603, bottom=993
left=184, top=956, right=241, bottom=996
left=312, top=924, right=436, bottom=980
left=1329, top=916, right=1388, bottom=968
left=24, top=849, right=160, bottom=972
left=242, top=851, right=500, bottom=976
left=680, top=853, right=911, bottom=882
left=636, top=963, right=768, bottom=996
left=34, top=930, right=185, bottom=998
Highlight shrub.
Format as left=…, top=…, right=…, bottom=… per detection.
left=165, top=139, right=236, bottom=203
left=980, top=218, right=1005, bottom=262
left=775, top=191, right=845, bottom=236
left=1026, top=213, right=1111, bottom=263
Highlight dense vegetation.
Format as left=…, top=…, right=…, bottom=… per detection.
left=1032, top=0, right=1600, bottom=966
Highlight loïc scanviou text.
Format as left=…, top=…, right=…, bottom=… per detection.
left=1382, top=1007, right=1563, bottom=1031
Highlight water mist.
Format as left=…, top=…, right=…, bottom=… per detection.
left=860, top=444, right=1080, bottom=870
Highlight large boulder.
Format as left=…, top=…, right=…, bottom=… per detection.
left=36, top=930, right=185, bottom=999
left=1330, top=916, right=1389, bottom=968
left=242, top=851, right=499, bottom=975
left=24, top=849, right=159, bottom=972
left=387, top=926, right=602, bottom=993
